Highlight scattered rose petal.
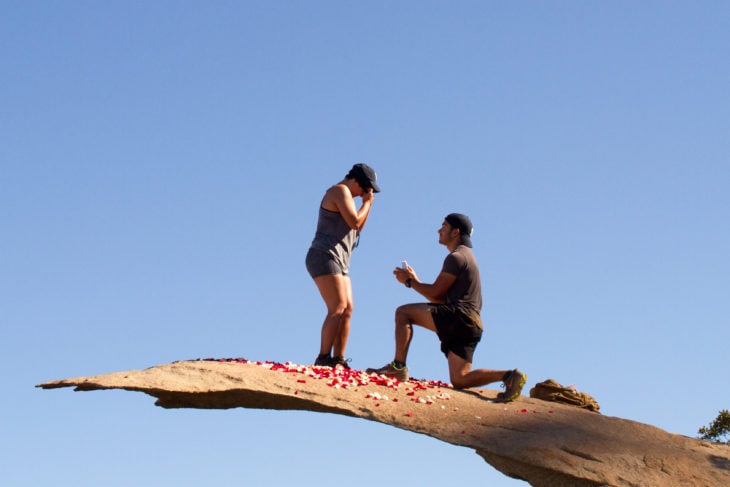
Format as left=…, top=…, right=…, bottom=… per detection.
left=199, top=358, right=453, bottom=400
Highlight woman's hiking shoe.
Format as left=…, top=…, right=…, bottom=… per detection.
left=365, top=362, right=409, bottom=381
left=314, top=355, right=336, bottom=367
left=498, top=369, right=527, bottom=402
left=314, top=355, right=352, bottom=369
left=333, top=356, right=351, bottom=369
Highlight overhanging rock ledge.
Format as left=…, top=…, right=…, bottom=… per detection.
left=38, top=360, right=730, bottom=487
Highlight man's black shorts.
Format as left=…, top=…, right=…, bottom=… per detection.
left=429, top=304, right=483, bottom=362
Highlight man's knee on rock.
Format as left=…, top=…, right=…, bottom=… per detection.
left=449, top=373, right=470, bottom=389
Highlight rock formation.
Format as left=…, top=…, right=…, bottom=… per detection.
left=38, top=359, right=730, bottom=486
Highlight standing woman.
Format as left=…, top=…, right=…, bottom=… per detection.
left=305, top=163, right=380, bottom=368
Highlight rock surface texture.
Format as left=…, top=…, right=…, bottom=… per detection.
left=38, top=360, right=730, bottom=486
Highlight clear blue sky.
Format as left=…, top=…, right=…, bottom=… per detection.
left=3, top=2, right=728, bottom=485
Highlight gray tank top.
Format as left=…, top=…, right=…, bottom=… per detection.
left=309, top=207, right=357, bottom=272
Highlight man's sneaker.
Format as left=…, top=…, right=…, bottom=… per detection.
left=498, top=369, right=527, bottom=402
left=365, top=362, right=409, bottom=381
left=333, top=356, right=351, bottom=369
left=314, top=355, right=336, bottom=367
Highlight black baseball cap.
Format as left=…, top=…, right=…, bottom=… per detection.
left=445, top=213, right=473, bottom=248
left=347, top=163, right=381, bottom=193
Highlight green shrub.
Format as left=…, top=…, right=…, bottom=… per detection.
left=698, top=409, right=730, bottom=445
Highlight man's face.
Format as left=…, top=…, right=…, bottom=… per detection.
left=438, top=220, right=457, bottom=245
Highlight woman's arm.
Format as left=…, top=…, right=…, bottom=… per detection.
left=325, top=184, right=373, bottom=230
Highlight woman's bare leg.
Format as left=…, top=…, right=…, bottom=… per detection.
left=313, top=274, right=353, bottom=356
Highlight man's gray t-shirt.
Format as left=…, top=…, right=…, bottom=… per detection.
left=441, top=245, right=482, bottom=313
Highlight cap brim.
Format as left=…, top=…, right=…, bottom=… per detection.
left=370, top=180, right=381, bottom=193
left=461, top=233, right=473, bottom=248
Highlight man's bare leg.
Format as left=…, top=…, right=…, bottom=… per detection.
left=446, top=352, right=509, bottom=389
left=393, top=303, right=438, bottom=363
